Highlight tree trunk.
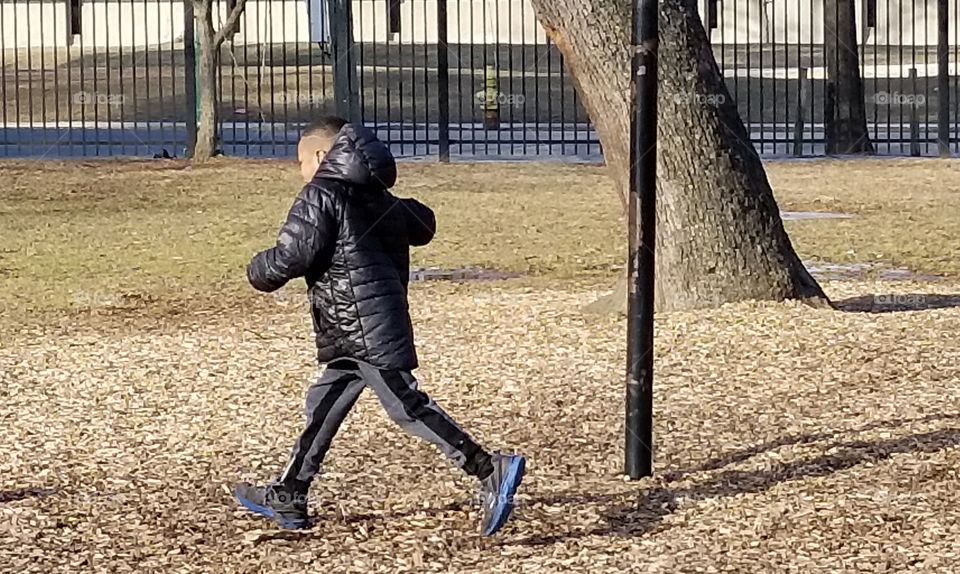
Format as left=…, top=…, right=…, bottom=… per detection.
left=528, top=0, right=828, bottom=313
left=824, top=0, right=874, bottom=155
left=191, top=0, right=247, bottom=161
left=194, top=3, right=219, bottom=162
left=760, top=0, right=773, bottom=43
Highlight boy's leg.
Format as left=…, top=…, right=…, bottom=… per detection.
left=354, top=361, right=494, bottom=480
left=235, top=360, right=365, bottom=529
left=278, top=359, right=367, bottom=486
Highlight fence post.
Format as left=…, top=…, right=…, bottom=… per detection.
left=183, top=0, right=198, bottom=158
left=330, top=0, right=360, bottom=121
left=909, top=67, right=921, bottom=157
left=388, top=0, right=402, bottom=34
left=824, top=82, right=835, bottom=155
left=437, top=0, right=450, bottom=162
left=862, top=0, right=876, bottom=47
left=937, top=0, right=951, bottom=157
left=793, top=67, right=809, bottom=157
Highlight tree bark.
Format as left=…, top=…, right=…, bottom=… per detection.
left=192, top=0, right=248, bottom=162
left=824, top=0, right=874, bottom=155
left=194, top=7, right=218, bottom=162
left=528, top=0, right=828, bottom=313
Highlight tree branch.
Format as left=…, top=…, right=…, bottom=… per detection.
left=214, top=0, right=249, bottom=48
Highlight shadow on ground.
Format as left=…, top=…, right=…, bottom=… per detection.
left=835, top=293, right=960, bottom=313
left=685, top=412, right=960, bottom=474
left=0, top=487, right=57, bottom=503
left=507, top=414, right=960, bottom=547
left=233, top=415, right=960, bottom=545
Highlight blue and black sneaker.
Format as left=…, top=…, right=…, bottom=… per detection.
left=233, top=482, right=311, bottom=530
left=479, top=453, right=526, bottom=536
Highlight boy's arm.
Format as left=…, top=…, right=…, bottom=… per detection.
left=402, top=198, right=436, bottom=247
left=247, top=185, right=336, bottom=292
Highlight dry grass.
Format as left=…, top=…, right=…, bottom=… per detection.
left=2, top=157, right=959, bottom=323
left=767, top=158, right=960, bottom=278
left=1, top=158, right=959, bottom=572
left=0, top=159, right=622, bottom=323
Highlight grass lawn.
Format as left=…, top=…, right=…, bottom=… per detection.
left=1, top=157, right=959, bottom=323
left=1, top=158, right=959, bottom=572
left=0, top=160, right=623, bottom=322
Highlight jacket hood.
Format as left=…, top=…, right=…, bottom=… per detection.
left=313, top=124, right=397, bottom=190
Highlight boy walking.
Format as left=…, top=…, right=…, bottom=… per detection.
left=234, top=117, right=525, bottom=536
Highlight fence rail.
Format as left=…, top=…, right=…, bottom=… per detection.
left=1, top=0, right=958, bottom=160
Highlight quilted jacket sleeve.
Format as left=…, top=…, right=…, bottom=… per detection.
left=402, top=198, right=436, bottom=247
left=247, top=185, right=337, bottom=292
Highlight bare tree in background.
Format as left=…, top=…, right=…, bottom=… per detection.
left=760, top=0, right=774, bottom=42
left=193, top=0, right=249, bottom=161
left=526, top=0, right=828, bottom=313
left=824, top=0, right=874, bottom=154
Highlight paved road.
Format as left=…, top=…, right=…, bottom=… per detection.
left=1, top=121, right=955, bottom=159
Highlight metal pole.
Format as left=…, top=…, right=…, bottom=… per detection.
left=331, top=0, right=360, bottom=121
left=937, top=0, right=950, bottom=157
left=437, top=0, right=450, bottom=162
left=910, top=67, right=920, bottom=157
left=388, top=0, right=401, bottom=34
left=625, top=0, right=658, bottom=480
left=793, top=67, right=810, bottom=157
left=183, top=0, right=198, bottom=158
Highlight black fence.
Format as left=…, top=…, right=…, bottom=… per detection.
left=0, top=0, right=958, bottom=160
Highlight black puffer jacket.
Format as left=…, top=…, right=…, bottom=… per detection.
left=247, top=124, right=435, bottom=370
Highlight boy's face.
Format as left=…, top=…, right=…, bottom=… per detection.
left=297, top=135, right=331, bottom=183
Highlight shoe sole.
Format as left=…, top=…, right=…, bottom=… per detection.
left=233, top=487, right=309, bottom=530
left=482, top=456, right=526, bottom=536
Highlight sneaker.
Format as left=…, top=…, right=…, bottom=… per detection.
left=233, top=482, right=310, bottom=530
left=478, top=453, right=526, bottom=536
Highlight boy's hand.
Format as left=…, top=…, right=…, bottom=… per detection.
left=246, top=250, right=281, bottom=292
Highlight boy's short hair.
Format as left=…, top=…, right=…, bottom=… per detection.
left=302, top=116, right=348, bottom=141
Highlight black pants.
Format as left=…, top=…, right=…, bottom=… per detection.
left=279, top=359, right=491, bottom=485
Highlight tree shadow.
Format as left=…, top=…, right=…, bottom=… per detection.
left=508, top=424, right=960, bottom=547
left=834, top=293, right=960, bottom=313
left=685, top=412, right=960, bottom=474
left=687, top=427, right=960, bottom=500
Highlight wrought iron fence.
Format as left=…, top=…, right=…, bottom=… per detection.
left=0, top=0, right=957, bottom=159
left=710, top=0, right=959, bottom=157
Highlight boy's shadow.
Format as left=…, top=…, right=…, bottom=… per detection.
left=834, top=293, right=960, bottom=313
left=509, top=414, right=960, bottom=547
left=0, top=487, right=57, bottom=503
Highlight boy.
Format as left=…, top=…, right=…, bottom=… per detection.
left=234, top=117, right=526, bottom=536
